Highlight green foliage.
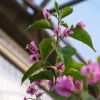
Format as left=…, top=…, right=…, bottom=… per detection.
left=21, top=60, right=45, bottom=84
left=54, top=1, right=59, bottom=11
left=52, top=43, right=63, bottom=60
left=81, top=91, right=96, bottom=100
left=70, top=27, right=96, bottom=51
left=49, top=90, right=96, bottom=100
left=66, top=58, right=85, bottom=70
left=52, top=43, right=76, bottom=70
left=56, top=56, right=62, bottom=63
left=61, top=7, right=73, bottom=18
left=26, top=19, right=52, bottom=30
left=29, top=70, right=54, bottom=83
left=62, top=46, right=76, bottom=68
left=60, top=22, right=68, bottom=28
left=97, top=56, right=100, bottom=64
left=39, top=38, right=53, bottom=60
left=52, top=13, right=57, bottom=17
left=22, top=1, right=97, bottom=99
left=65, top=68, right=87, bottom=90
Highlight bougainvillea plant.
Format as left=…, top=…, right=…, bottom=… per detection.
left=22, top=1, right=100, bottom=100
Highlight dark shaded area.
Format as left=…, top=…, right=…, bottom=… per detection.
left=0, top=0, right=48, bottom=48
left=0, top=0, right=86, bottom=48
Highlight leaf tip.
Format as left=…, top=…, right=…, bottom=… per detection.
left=93, top=48, right=96, bottom=52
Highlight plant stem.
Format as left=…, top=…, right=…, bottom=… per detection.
left=74, top=92, right=83, bottom=100
left=79, top=95, right=83, bottom=100
left=45, top=48, right=54, bottom=61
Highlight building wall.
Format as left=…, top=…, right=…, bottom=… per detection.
left=0, top=29, right=53, bottom=100
left=0, top=55, right=27, bottom=100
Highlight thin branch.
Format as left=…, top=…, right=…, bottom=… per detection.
left=40, top=0, right=50, bottom=8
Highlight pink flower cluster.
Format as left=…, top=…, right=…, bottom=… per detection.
left=26, top=83, right=37, bottom=95
left=23, top=10, right=87, bottom=98
left=55, top=61, right=65, bottom=73
left=42, top=9, right=86, bottom=38
left=54, top=76, right=75, bottom=97
left=53, top=22, right=85, bottom=37
left=26, top=41, right=41, bottom=63
left=81, top=61, right=100, bottom=85
left=53, top=26, right=73, bottom=37
left=23, top=83, right=44, bottom=100
left=48, top=76, right=83, bottom=97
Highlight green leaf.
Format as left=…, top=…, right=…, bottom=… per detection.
left=21, top=60, right=45, bottom=84
left=54, top=1, right=59, bottom=11
left=56, top=56, right=62, bottom=63
left=52, top=13, right=57, bottom=17
left=26, top=19, right=51, bottom=30
left=60, top=22, right=68, bottom=28
left=62, top=46, right=76, bottom=67
left=97, top=56, right=100, bottom=64
left=29, top=70, right=54, bottom=83
left=67, top=96, right=79, bottom=100
left=65, top=58, right=84, bottom=70
left=39, top=38, right=53, bottom=60
left=70, top=27, right=96, bottom=51
left=61, top=7, right=73, bottom=18
left=49, top=90, right=67, bottom=100
left=81, top=91, right=96, bottom=100
left=51, top=43, right=63, bottom=60
left=65, top=68, right=87, bottom=90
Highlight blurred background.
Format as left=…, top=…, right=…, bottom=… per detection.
left=0, top=0, right=100, bottom=100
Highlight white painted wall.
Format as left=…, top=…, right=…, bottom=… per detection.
left=0, top=55, right=53, bottom=100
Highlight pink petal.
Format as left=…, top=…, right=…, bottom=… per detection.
left=95, top=72, right=100, bottom=81
left=26, top=40, right=38, bottom=54
left=54, top=76, right=74, bottom=97
left=54, top=27, right=61, bottom=36
left=26, top=83, right=37, bottom=95
left=23, top=97, right=27, bottom=100
left=87, top=77, right=96, bottom=85
left=76, top=21, right=86, bottom=29
left=81, top=66, right=89, bottom=76
left=43, top=9, right=51, bottom=19
left=48, top=80, right=54, bottom=90
left=28, top=54, right=40, bottom=63
left=55, top=62, right=65, bottom=73
left=63, top=28, right=73, bottom=36
left=75, top=80, right=83, bottom=91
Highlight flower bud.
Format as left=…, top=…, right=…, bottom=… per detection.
left=55, top=62, right=65, bottom=73
left=76, top=21, right=86, bottom=29
left=43, top=9, right=51, bottom=19
left=28, top=53, right=41, bottom=63
left=26, top=83, right=37, bottom=95
left=75, top=80, right=83, bottom=91
left=26, top=41, right=38, bottom=54
left=23, top=97, right=27, bottom=100
left=63, top=28, right=73, bottom=36
left=48, top=80, right=54, bottom=90
left=54, top=27, right=61, bottom=36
